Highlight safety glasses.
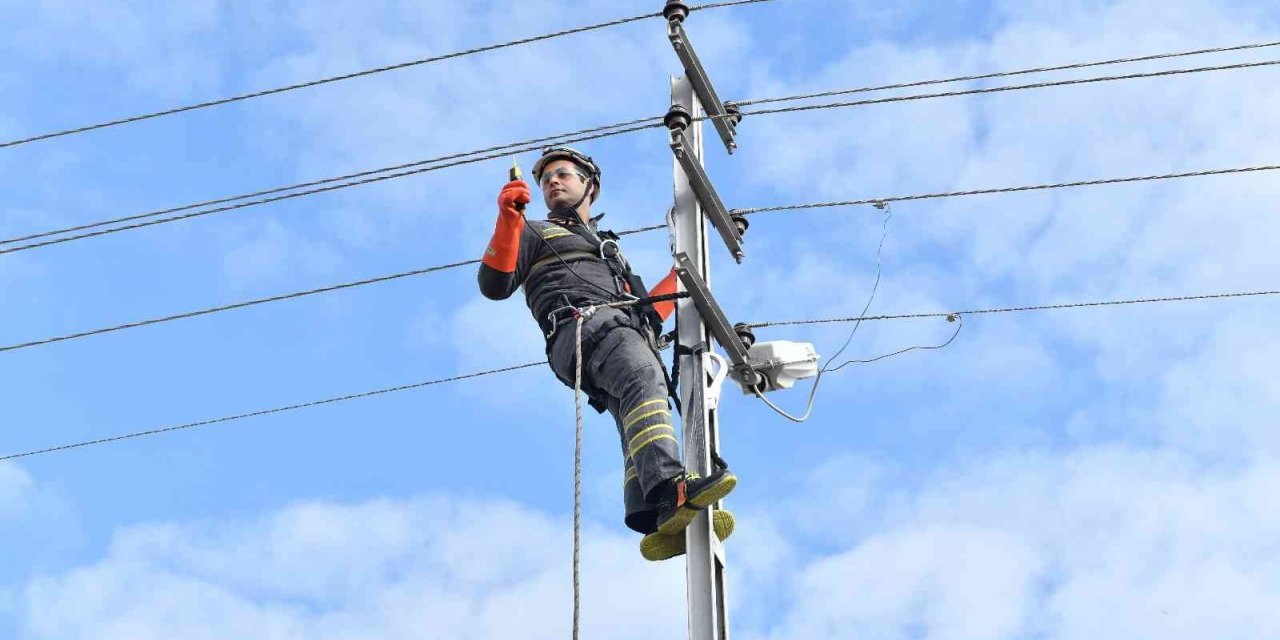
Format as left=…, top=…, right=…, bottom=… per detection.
left=539, top=167, right=587, bottom=188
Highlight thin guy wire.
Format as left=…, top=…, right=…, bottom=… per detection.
left=6, top=161, right=1275, bottom=353
left=732, top=39, right=1280, bottom=107
left=734, top=165, right=1280, bottom=216
left=0, top=362, right=544, bottom=462
left=0, top=259, right=479, bottom=353
left=7, top=289, right=1276, bottom=461
left=745, top=290, right=1280, bottom=330
left=0, top=0, right=773, bottom=150
left=826, top=314, right=963, bottom=372
left=737, top=59, right=1280, bottom=119
left=751, top=203, right=893, bottom=424
left=0, top=121, right=663, bottom=255
left=0, top=116, right=660, bottom=247
left=751, top=315, right=964, bottom=423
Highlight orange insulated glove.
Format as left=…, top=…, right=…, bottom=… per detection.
left=484, top=180, right=532, bottom=273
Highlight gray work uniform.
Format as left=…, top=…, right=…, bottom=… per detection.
left=478, top=211, right=683, bottom=534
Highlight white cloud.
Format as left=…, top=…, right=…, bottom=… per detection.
left=3, top=0, right=223, bottom=99
left=217, top=217, right=345, bottom=291
left=0, top=463, right=36, bottom=523
left=19, top=494, right=685, bottom=640
left=745, top=446, right=1280, bottom=640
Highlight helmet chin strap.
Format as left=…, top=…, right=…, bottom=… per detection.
left=553, top=182, right=596, bottom=223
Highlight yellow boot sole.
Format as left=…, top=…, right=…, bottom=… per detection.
left=655, top=473, right=738, bottom=536
left=641, top=510, right=735, bottom=561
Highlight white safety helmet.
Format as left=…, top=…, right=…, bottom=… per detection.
left=532, top=146, right=602, bottom=203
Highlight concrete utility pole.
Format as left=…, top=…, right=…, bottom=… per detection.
left=669, top=75, right=731, bottom=640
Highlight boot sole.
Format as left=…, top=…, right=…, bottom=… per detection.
left=641, top=510, right=735, bottom=562
left=656, top=473, right=737, bottom=536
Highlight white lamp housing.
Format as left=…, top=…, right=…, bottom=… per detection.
left=732, top=340, right=820, bottom=394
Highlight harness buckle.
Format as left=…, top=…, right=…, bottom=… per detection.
left=544, top=306, right=575, bottom=340
left=599, top=238, right=620, bottom=261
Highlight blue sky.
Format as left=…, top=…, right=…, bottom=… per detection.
left=3, top=0, right=1280, bottom=637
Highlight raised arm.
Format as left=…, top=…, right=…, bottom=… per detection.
left=477, top=179, right=533, bottom=300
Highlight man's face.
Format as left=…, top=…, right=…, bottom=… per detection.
left=539, top=159, right=591, bottom=210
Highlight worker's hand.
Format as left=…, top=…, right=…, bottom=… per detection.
left=498, top=179, right=532, bottom=217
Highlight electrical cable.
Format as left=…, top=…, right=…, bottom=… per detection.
left=824, top=314, right=963, bottom=372
left=731, top=39, right=1280, bottom=107
left=750, top=316, right=961, bottom=421
left=745, top=289, right=1280, bottom=329
left=0, top=115, right=660, bottom=247
left=8, top=57, right=1275, bottom=253
left=733, top=59, right=1280, bottom=119
left=0, top=0, right=775, bottom=150
left=5, top=161, right=1277, bottom=353
left=6, top=288, right=1276, bottom=461
left=0, top=259, right=479, bottom=353
left=733, top=164, right=1280, bottom=217
left=0, top=361, right=545, bottom=462
left=0, top=121, right=663, bottom=255
left=748, top=203, right=893, bottom=424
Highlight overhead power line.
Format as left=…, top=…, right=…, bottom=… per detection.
left=732, top=39, right=1280, bottom=107
left=4, top=160, right=1276, bottom=353
left=738, top=59, right=1280, bottom=117
left=745, top=289, right=1280, bottom=329
left=733, top=164, right=1280, bottom=216
left=0, top=116, right=660, bottom=247
left=6, top=52, right=1276, bottom=254
left=0, top=362, right=544, bottom=462
left=0, top=120, right=664, bottom=255
left=0, top=0, right=773, bottom=150
left=0, top=260, right=479, bottom=353
left=6, top=286, right=1276, bottom=462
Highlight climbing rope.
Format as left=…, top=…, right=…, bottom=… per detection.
left=572, top=315, right=584, bottom=640
left=565, top=290, right=688, bottom=638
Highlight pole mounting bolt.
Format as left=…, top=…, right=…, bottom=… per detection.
left=664, top=104, right=692, bottom=132
left=663, top=0, right=690, bottom=23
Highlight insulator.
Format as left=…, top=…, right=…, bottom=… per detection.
left=733, top=323, right=756, bottom=349
left=663, top=0, right=690, bottom=23
left=724, top=102, right=743, bottom=126
left=731, top=213, right=749, bottom=236
left=664, top=104, right=692, bottom=132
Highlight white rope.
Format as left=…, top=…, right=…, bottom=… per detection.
left=563, top=294, right=682, bottom=637
left=572, top=314, right=585, bottom=640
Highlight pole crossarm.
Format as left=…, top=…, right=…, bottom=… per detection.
left=674, top=252, right=759, bottom=387
left=664, top=1, right=741, bottom=153
left=667, top=106, right=745, bottom=262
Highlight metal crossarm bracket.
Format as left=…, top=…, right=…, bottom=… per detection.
left=664, top=1, right=739, bottom=154
left=667, top=107, right=745, bottom=263
left=675, top=252, right=762, bottom=387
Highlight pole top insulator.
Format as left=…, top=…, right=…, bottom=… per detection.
left=664, top=0, right=690, bottom=23
left=733, top=323, right=757, bottom=349
left=730, top=212, right=749, bottom=236
left=665, top=104, right=693, bottom=132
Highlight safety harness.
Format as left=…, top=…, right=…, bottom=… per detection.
left=534, top=211, right=681, bottom=414
left=538, top=212, right=665, bottom=341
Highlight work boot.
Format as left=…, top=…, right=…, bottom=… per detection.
left=653, top=468, right=738, bottom=536
left=640, top=509, right=735, bottom=562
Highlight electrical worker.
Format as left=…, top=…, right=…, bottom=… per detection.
left=477, top=146, right=736, bottom=561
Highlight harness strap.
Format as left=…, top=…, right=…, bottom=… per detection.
left=529, top=249, right=598, bottom=274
